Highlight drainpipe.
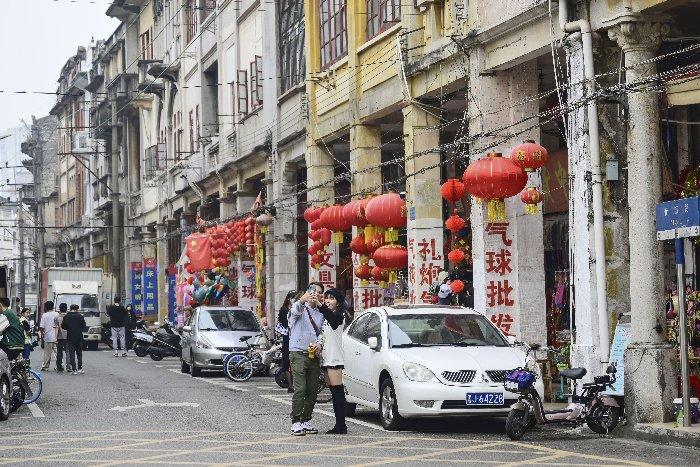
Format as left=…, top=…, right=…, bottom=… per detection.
left=557, top=0, right=610, bottom=362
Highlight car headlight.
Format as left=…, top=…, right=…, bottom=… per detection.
left=88, top=327, right=101, bottom=334
left=402, top=362, right=439, bottom=382
left=195, top=336, right=212, bottom=349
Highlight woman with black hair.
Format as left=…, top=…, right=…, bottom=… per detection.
left=318, top=288, right=349, bottom=434
left=277, top=290, right=297, bottom=393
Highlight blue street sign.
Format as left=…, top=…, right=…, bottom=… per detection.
left=656, top=197, right=700, bottom=240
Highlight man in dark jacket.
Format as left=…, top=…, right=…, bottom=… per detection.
left=61, top=304, right=86, bottom=374
left=107, top=296, right=129, bottom=357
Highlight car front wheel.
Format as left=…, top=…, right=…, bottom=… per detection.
left=379, top=378, right=404, bottom=430
left=190, top=352, right=202, bottom=377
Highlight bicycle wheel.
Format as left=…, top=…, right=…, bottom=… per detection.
left=224, top=354, right=253, bottom=382
left=23, top=369, right=42, bottom=405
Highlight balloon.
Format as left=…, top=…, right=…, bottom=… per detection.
left=187, top=277, right=193, bottom=285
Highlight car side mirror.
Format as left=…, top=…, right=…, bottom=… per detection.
left=368, top=336, right=379, bottom=350
left=506, top=335, right=517, bottom=345
left=182, top=326, right=192, bottom=333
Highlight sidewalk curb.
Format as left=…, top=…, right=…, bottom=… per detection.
left=627, top=422, right=700, bottom=450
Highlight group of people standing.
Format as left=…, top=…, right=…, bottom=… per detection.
left=277, top=282, right=352, bottom=436
left=38, top=301, right=87, bottom=374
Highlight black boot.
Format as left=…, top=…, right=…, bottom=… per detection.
left=326, top=385, right=348, bottom=434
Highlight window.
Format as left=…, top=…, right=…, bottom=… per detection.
left=189, top=110, right=195, bottom=153
left=250, top=56, right=263, bottom=109
left=278, top=0, right=306, bottom=93
left=185, top=0, right=198, bottom=44
left=237, top=69, right=249, bottom=116
left=365, top=313, right=382, bottom=347
left=366, top=0, right=401, bottom=39
left=348, top=312, right=371, bottom=342
left=140, top=28, right=153, bottom=60
left=144, top=144, right=165, bottom=179
left=319, top=0, right=347, bottom=68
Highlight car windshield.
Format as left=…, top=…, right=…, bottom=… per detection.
left=198, top=309, right=260, bottom=332
left=388, top=313, right=508, bottom=348
left=57, top=294, right=99, bottom=315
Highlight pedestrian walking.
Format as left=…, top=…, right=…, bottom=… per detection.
left=288, top=282, right=325, bottom=436
left=38, top=300, right=59, bottom=370
left=277, top=290, right=297, bottom=394
left=62, top=304, right=86, bottom=374
left=107, top=296, right=129, bottom=357
left=19, top=308, right=32, bottom=363
left=0, top=297, right=25, bottom=361
left=318, top=288, right=349, bottom=434
left=55, top=303, right=69, bottom=372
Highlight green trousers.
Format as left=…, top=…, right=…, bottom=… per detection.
left=290, top=351, right=321, bottom=422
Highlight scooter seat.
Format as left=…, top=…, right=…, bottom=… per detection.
left=559, top=367, right=587, bottom=380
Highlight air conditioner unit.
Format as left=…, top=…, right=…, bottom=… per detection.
left=73, top=131, right=90, bottom=151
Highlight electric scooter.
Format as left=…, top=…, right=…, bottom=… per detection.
left=504, top=344, right=622, bottom=440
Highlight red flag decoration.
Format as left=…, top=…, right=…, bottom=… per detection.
left=185, top=233, right=212, bottom=271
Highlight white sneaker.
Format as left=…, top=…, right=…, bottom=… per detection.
left=302, top=420, right=318, bottom=434
left=114, top=352, right=119, bottom=357
left=291, top=422, right=305, bottom=436
left=77, top=368, right=84, bottom=374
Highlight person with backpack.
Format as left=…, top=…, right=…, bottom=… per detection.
left=62, top=304, right=86, bottom=374
left=0, top=297, right=25, bottom=361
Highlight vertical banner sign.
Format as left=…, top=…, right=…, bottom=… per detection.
left=484, top=222, right=517, bottom=336
left=407, top=234, right=443, bottom=304
left=238, top=260, right=257, bottom=313
left=142, top=258, right=158, bottom=316
left=168, top=271, right=176, bottom=323
left=130, top=262, right=143, bottom=317
left=309, top=243, right=337, bottom=290
left=352, top=252, right=383, bottom=314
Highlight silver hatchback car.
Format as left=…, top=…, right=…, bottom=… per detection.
left=0, top=349, right=11, bottom=421
left=180, top=306, right=261, bottom=376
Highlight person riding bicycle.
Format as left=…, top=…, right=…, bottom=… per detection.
left=0, top=297, right=25, bottom=361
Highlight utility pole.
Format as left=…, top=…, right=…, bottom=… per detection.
left=18, top=213, right=25, bottom=307
left=110, top=94, right=122, bottom=297
left=31, top=117, right=46, bottom=271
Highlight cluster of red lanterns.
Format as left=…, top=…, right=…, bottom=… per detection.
left=304, top=206, right=332, bottom=270
left=440, top=179, right=469, bottom=266
left=462, top=140, right=548, bottom=221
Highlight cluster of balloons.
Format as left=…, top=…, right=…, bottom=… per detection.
left=181, top=271, right=236, bottom=306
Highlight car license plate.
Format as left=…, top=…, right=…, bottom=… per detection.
left=466, top=392, right=504, bottom=405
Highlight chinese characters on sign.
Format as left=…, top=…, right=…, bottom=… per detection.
left=484, top=222, right=517, bottom=336
left=168, top=270, right=176, bottom=323
left=130, top=262, right=143, bottom=317
left=310, top=243, right=337, bottom=290
left=238, top=260, right=257, bottom=313
left=352, top=252, right=382, bottom=313
left=142, top=258, right=158, bottom=316
left=407, top=233, right=443, bottom=305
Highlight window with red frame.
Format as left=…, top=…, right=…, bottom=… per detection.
left=319, top=0, right=347, bottom=68
left=366, top=0, right=401, bottom=39
left=185, top=0, right=198, bottom=44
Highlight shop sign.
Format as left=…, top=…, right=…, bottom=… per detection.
left=484, top=222, right=517, bottom=336
left=238, top=260, right=257, bottom=313
left=656, top=197, right=700, bottom=240
left=142, top=258, right=158, bottom=316
left=310, top=244, right=337, bottom=290
left=130, top=262, right=143, bottom=317
left=168, top=272, right=176, bottom=323
left=352, top=253, right=382, bottom=313
left=407, top=232, right=443, bottom=304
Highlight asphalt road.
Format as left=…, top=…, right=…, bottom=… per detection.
left=1, top=348, right=698, bottom=466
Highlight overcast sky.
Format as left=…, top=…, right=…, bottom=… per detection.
left=0, top=1, right=120, bottom=130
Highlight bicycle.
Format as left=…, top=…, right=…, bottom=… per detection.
left=223, top=335, right=267, bottom=382
left=10, top=359, right=42, bottom=412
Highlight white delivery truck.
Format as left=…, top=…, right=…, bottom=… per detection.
left=39, top=268, right=105, bottom=350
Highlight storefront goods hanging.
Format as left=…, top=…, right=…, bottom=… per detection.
left=520, top=187, right=544, bottom=214
left=463, top=152, right=527, bottom=222
left=364, top=193, right=407, bottom=242
left=448, top=248, right=466, bottom=265
left=510, top=140, right=548, bottom=172
left=445, top=211, right=466, bottom=233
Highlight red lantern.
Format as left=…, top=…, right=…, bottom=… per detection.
left=311, top=254, right=323, bottom=267
left=445, top=212, right=466, bottom=233
left=313, top=240, right=324, bottom=252
left=355, top=197, right=373, bottom=233
left=448, top=249, right=465, bottom=265
left=320, top=205, right=352, bottom=243
left=372, top=245, right=408, bottom=283
left=308, top=244, right=318, bottom=256
left=354, top=263, right=372, bottom=283
left=303, top=206, right=324, bottom=223
left=463, top=152, right=527, bottom=221
left=365, top=233, right=385, bottom=254
left=365, top=193, right=407, bottom=242
left=371, top=266, right=389, bottom=284
left=450, top=279, right=465, bottom=293
left=310, top=219, right=325, bottom=231
left=510, top=140, right=548, bottom=172
left=440, top=179, right=466, bottom=203
left=219, top=258, right=231, bottom=268
left=520, top=187, right=543, bottom=214
left=246, top=245, right=256, bottom=256
left=317, top=228, right=332, bottom=246
left=350, top=235, right=369, bottom=256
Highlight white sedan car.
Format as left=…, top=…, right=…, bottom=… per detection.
left=341, top=305, right=544, bottom=430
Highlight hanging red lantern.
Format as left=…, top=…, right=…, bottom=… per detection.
left=313, top=240, right=325, bottom=252
left=520, top=187, right=543, bottom=214
left=372, top=244, right=408, bottom=283
left=440, top=179, right=466, bottom=204
left=349, top=235, right=369, bottom=256
left=320, top=205, right=352, bottom=243
left=355, top=197, right=374, bottom=234
left=510, top=140, right=548, bottom=172
left=371, top=266, right=389, bottom=284
left=246, top=245, right=255, bottom=256
left=310, top=219, right=325, bottom=231
left=365, top=233, right=385, bottom=254
left=311, top=254, right=323, bottom=268
left=365, top=193, right=407, bottom=242
left=219, top=258, right=231, bottom=268
left=448, top=249, right=466, bottom=265
left=463, top=152, right=527, bottom=222
left=450, top=279, right=465, bottom=293
left=308, top=244, right=318, bottom=256
left=303, top=206, right=324, bottom=223
left=317, top=228, right=332, bottom=246
left=354, top=263, right=372, bottom=284
left=445, top=211, right=466, bottom=233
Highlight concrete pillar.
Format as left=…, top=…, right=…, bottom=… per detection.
left=156, top=223, right=168, bottom=323
left=467, top=56, right=546, bottom=344
left=404, top=104, right=444, bottom=304
left=609, top=19, right=676, bottom=423
left=350, top=125, right=383, bottom=313
left=271, top=161, right=298, bottom=321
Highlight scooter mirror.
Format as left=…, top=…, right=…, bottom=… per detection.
left=606, top=364, right=616, bottom=374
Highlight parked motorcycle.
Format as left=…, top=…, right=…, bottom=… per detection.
left=132, top=321, right=181, bottom=361
left=102, top=319, right=149, bottom=351
left=504, top=344, right=622, bottom=440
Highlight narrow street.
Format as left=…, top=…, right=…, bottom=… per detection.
left=1, top=350, right=697, bottom=466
